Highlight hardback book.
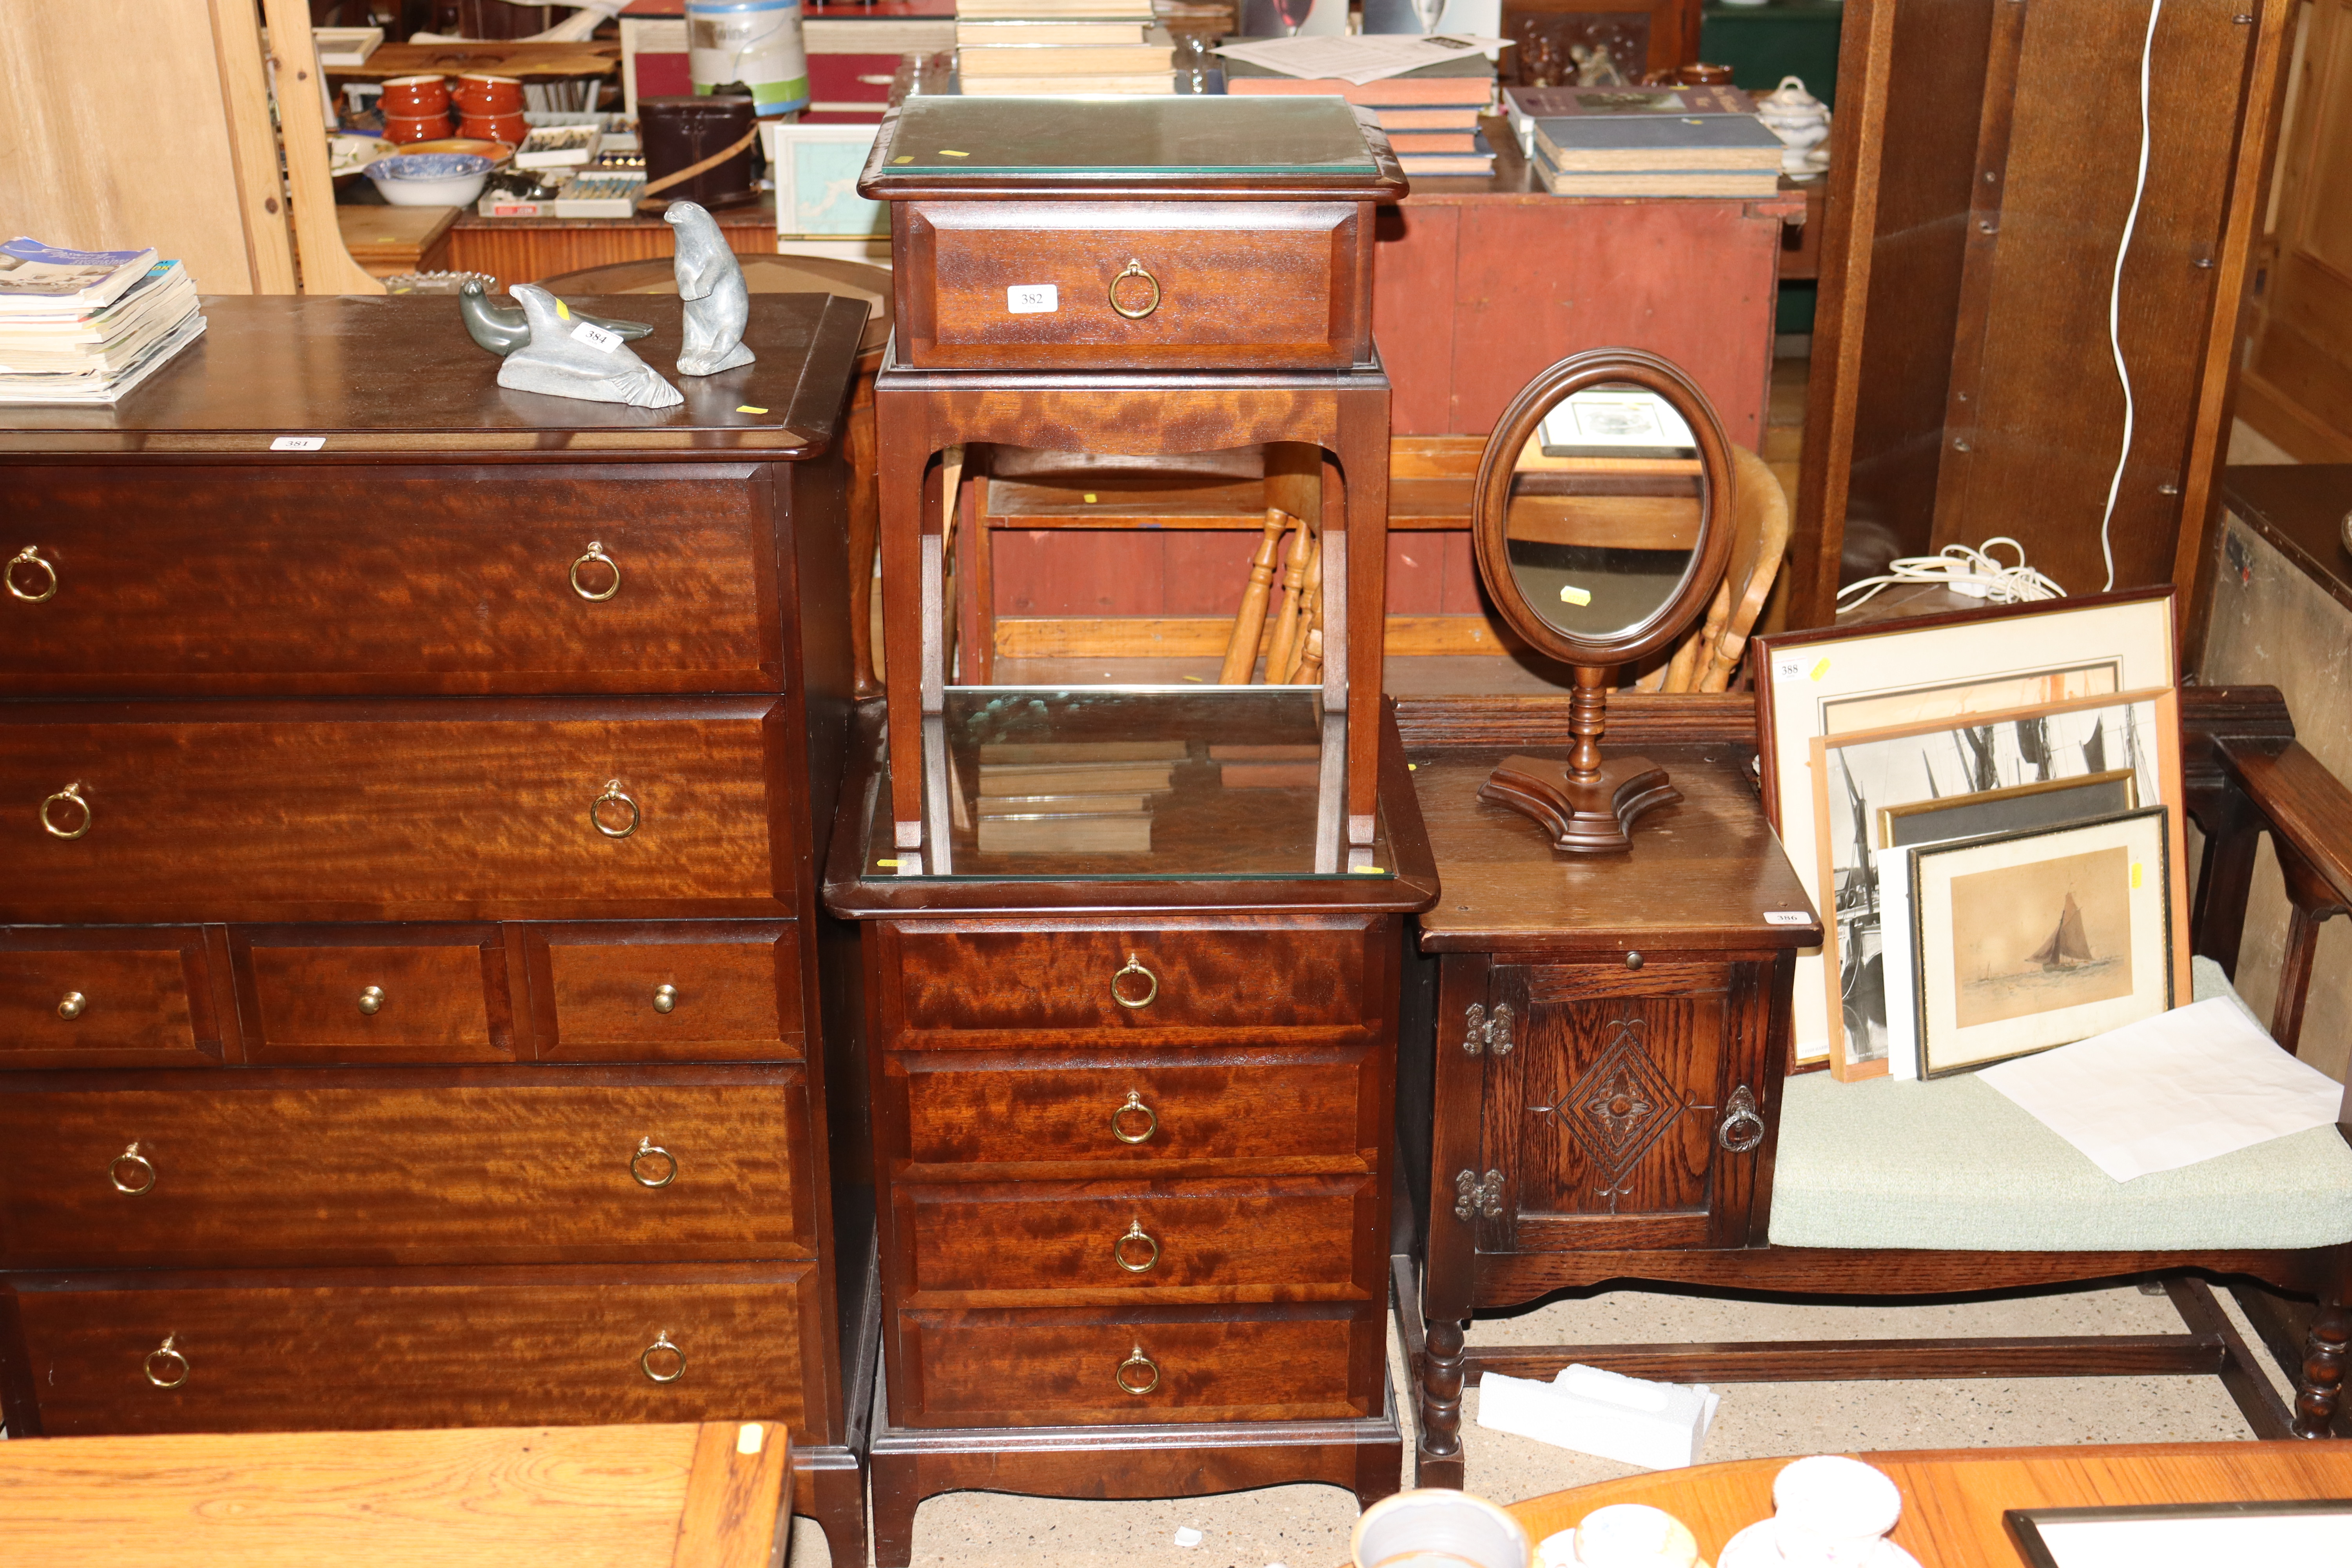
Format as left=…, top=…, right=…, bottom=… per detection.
left=1222, top=53, right=1495, bottom=107
left=1386, top=129, right=1481, bottom=154
left=1373, top=106, right=1484, bottom=130
left=1531, top=150, right=1782, bottom=197
left=980, top=741, right=1186, bottom=764
left=954, top=19, right=1152, bottom=43
left=1397, top=132, right=1495, bottom=176
left=1532, top=113, right=1785, bottom=173
left=955, top=0, right=1156, bottom=16
left=1506, top=83, right=1754, bottom=121
left=977, top=762, right=1176, bottom=796
left=978, top=813, right=1153, bottom=853
left=958, top=73, right=1178, bottom=94
left=958, top=42, right=1178, bottom=75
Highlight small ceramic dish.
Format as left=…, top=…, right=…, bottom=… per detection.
left=364, top=152, right=497, bottom=207
left=329, top=134, right=398, bottom=179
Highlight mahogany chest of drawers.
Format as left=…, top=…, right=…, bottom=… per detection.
left=0, top=296, right=878, bottom=1565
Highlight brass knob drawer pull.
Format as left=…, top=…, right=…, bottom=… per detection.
left=592, top=779, right=641, bottom=839
left=7, top=544, right=58, bottom=603
left=58, top=991, right=87, bottom=1020
left=1110, top=1089, right=1156, bottom=1145
left=631, top=1136, right=678, bottom=1188
left=1108, top=259, right=1161, bottom=321
left=1113, top=1219, right=1160, bottom=1273
left=652, top=983, right=678, bottom=1015
left=358, top=985, right=385, bottom=1016
left=1115, top=1343, right=1160, bottom=1396
left=145, top=1334, right=189, bottom=1389
left=1109, top=954, right=1158, bottom=1010
left=40, top=781, right=92, bottom=840
left=641, top=1330, right=686, bottom=1383
left=570, top=540, right=621, bottom=601
left=109, top=1140, right=156, bottom=1195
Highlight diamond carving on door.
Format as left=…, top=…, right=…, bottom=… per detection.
left=1531, top=1013, right=1697, bottom=1214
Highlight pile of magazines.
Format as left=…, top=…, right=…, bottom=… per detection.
left=0, top=238, right=206, bottom=404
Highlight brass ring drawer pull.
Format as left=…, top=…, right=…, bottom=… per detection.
left=1108, top=259, right=1161, bottom=321
left=7, top=544, right=58, bottom=603
left=652, top=983, right=679, bottom=1015
left=631, top=1136, right=678, bottom=1188
left=145, top=1334, right=189, bottom=1389
left=1716, top=1084, right=1765, bottom=1154
left=109, top=1140, right=156, bottom=1195
left=1109, top=954, right=1158, bottom=1010
left=1113, top=1219, right=1160, bottom=1273
left=641, top=1330, right=686, bottom=1383
left=58, top=991, right=86, bottom=1020
left=1115, top=1343, right=1160, bottom=1396
left=570, top=540, right=621, bottom=601
left=358, top=985, right=385, bottom=1016
left=1110, top=1089, right=1156, bottom=1145
left=592, top=779, right=641, bottom=839
left=40, top=781, right=92, bottom=840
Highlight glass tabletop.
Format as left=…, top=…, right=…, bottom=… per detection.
left=872, top=686, right=1394, bottom=881
left=875, top=96, right=1378, bottom=178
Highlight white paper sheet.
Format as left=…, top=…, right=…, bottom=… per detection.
left=1214, top=34, right=1510, bottom=84
left=1977, top=998, right=2345, bottom=1180
left=2028, top=1512, right=2352, bottom=1568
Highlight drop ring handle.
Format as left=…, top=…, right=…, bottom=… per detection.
left=591, top=779, right=640, bottom=838
left=1717, top=1084, right=1765, bottom=1153
left=1108, top=259, right=1161, bottom=321
left=1113, top=1219, right=1160, bottom=1273
left=641, top=1330, right=686, bottom=1383
left=570, top=540, right=620, bottom=601
left=145, top=1334, right=189, bottom=1389
left=1110, top=1089, right=1156, bottom=1145
left=40, top=781, right=92, bottom=840
left=7, top=544, right=58, bottom=603
left=631, top=1136, right=678, bottom=1189
left=1115, top=1343, right=1160, bottom=1396
left=1110, top=954, right=1158, bottom=1010
left=109, top=1140, right=156, bottom=1195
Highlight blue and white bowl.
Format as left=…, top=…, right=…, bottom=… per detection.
left=363, top=152, right=495, bottom=207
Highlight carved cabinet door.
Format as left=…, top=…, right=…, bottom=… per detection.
left=1468, top=959, right=1769, bottom=1254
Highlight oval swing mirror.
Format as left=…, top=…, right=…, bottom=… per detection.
left=1469, top=348, right=1735, bottom=853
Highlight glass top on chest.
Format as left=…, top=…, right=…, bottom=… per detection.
left=867, top=96, right=1384, bottom=183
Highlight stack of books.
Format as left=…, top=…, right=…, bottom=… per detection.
left=955, top=0, right=1178, bottom=96
left=0, top=239, right=205, bottom=405
left=969, top=742, right=1181, bottom=853
left=1223, top=52, right=1497, bottom=176
left=1506, top=83, right=1782, bottom=197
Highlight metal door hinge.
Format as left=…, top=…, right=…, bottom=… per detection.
left=1454, top=1167, right=1504, bottom=1220
left=1463, top=1001, right=1513, bottom=1056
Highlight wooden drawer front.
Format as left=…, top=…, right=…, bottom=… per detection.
left=0, top=1077, right=814, bottom=1269
left=527, top=923, right=805, bottom=1062
left=895, top=1049, right=1376, bottom=1168
left=0, top=700, right=789, bottom=924
left=0, top=468, right=780, bottom=696
left=900, top=201, right=1367, bottom=370
left=885, top=918, right=1378, bottom=1043
left=894, top=1304, right=1378, bottom=1426
left=899, top=1174, right=1374, bottom=1301
left=0, top=931, right=222, bottom=1070
left=7, top=1265, right=826, bottom=1437
left=240, top=933, right=511, bottom=1064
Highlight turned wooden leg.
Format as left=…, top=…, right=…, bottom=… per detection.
left=2294, top=1301, right=2348, bottom=1438
left=1417, top=1316, right=1468, bottom=1489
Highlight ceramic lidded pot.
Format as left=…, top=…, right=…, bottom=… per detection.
left=1755, top=74, right=1832, bottom=178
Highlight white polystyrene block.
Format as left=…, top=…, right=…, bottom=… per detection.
left=1476, top=1364, right=1719, bottom=1471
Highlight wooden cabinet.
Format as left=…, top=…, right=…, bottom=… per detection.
left=0, top=297, right=878, bottom=1568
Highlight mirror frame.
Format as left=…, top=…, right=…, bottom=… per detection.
left=1469, top=347, right=1737, bottom=670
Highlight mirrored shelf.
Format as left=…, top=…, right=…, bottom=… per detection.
left=870, top=686, right=1393, bottom=880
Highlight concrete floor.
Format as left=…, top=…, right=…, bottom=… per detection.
left=791, top=1281, right=2292, bottom=1568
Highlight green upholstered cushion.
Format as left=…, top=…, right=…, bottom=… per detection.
left=1767, top=958, right=2352, bottom=1251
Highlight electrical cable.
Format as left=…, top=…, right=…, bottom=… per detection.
left=1835, top=539, right=2065, bottom=614
left=2096, top=0, right=2166, bottom=593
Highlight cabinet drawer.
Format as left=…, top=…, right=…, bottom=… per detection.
left=236, top=927, right=514, bottom=1064
left=893, top=1303, right=1378, bottom=1426
left=897, top=201, right=1369, bottom=370
left=893, top=1049, right=1377, bottom=1167
left=0, top=929, right=224, bottom=1070
left=0, top=1075, right=815, bottom=1269
left=898, top=1174, right=1374, bottom=1301
left=882, top=918, right=1380, bottom=1044
left=6, top=1264, right=826, bottom=1437
left=0, top=699, right=793, bottom=924
left=0, top=468, right=781, bottom=697
left=525, top=922, right=806, bottom=1062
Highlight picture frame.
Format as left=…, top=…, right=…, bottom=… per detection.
left=1752, top=588, right=2177, bottom=1066
left=1809, top=685, right=2185, bottom=1080
left=760, top=120, right=889, bottom=240
left=2005, top=1499, right=2352, bottom=1568
left=1879, top=769, right=2139, bottom=848
left=1910, top=805, right=2173, bottom=1076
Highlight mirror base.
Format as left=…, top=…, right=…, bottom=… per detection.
left=1479, top=754, right=1682, bottom=855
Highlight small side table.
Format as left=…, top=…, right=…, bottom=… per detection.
left=335, top=203, right=458, bottom=279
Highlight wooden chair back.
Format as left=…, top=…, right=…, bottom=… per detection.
left=1646, top=444, right=1791, bottom=693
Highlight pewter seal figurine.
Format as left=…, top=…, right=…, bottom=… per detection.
left=495, top=283, right=682, bottom=409
left=459, top=278, right=652, bottom=356
left=666, top=200, right=755, bottom=376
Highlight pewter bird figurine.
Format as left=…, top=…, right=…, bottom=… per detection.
left=495, top=283, right=682, bottom=409
left=666, top=201, right=754, bottom=376
left=459, top=278, right=652, bottom=356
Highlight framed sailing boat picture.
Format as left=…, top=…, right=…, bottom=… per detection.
left=1909, top=806, right=2174, bottom=1076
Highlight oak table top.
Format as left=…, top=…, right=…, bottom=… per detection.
left=1507, top=1441, right=2352, bottom=1568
